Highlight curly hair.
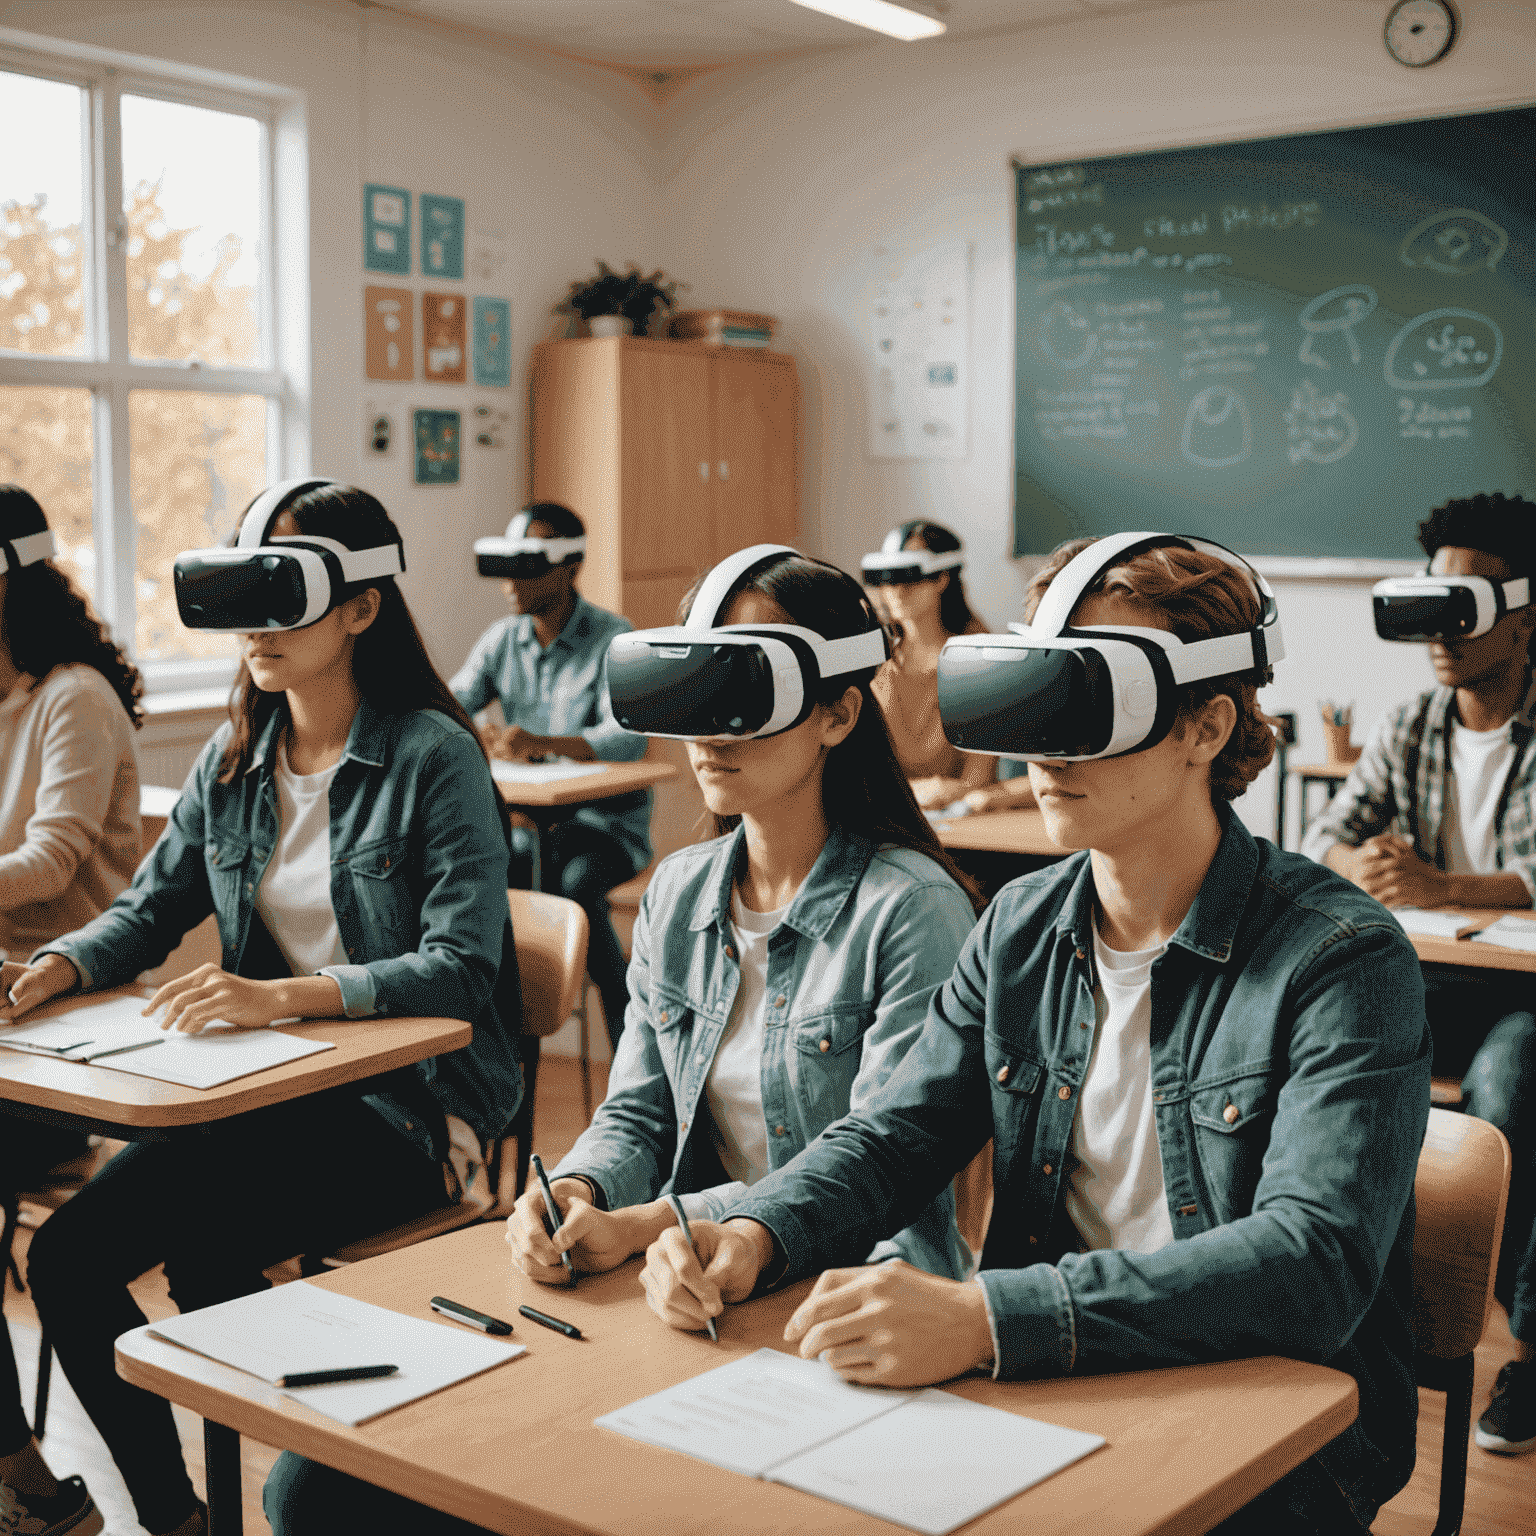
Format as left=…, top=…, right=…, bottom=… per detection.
left=1417, top=493, right=1536, bottom=577
left=1025, top=536, right=1276, bottom=804
left=0, top=485, right=145, bottom=728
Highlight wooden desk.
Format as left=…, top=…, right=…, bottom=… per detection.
left=494, top=760, right=677, bottom=809
left=118, top=1223, right=1357, bottom=1536
left=0, top=986, right=470, bottom=1137
left=932, top=808, right=1064, bottom=859
left=1403, top=908, right=1536, bottom=974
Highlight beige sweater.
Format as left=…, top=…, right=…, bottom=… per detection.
left=0, top=664, right=141, bottom=957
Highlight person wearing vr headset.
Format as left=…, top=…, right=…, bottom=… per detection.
left=1303, top=491, right=1536, bottom=1455
left=452, top=503, right=649, bottom=1049
left=0, top=479, right=523, bottom=1536
left=0, top=485, right=144, bottom=1536
left=642, top=533, right=1430, bottom=1534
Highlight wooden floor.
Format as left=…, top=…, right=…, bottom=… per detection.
left=6, top=1053, right=1534, bottom=1534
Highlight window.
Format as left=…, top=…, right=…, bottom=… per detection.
left=0, top=48, right=288, bottom=689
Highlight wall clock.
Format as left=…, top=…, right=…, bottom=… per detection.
left=1384, top=0, right=1457, bottom=67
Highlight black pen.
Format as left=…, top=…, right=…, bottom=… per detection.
left=430, top=1295, right=514, bottom=1336
left=530, top=1152, right=576, bottom=1284
left=666, top=1194, right=719, bottom=1343
left=83, top=1037, right=165, bottom=1063
left=518, top=1304, right=583, bottom=1340
left=278, top=1364, right=398, bottom=1388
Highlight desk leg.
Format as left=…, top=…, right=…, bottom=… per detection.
left=204, top=1420, right=243, bottom=1536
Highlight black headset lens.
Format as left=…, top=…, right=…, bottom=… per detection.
left=1373, top=589, right=1481, bottom=643
left=864, top=562, right=940, bottom=587
left=477, top=552, right=561, bottom=580
left=607, top=642, right=779, bottom=738
left=173, top=552, right=311, bottom=631
left=938, top=644, right=1116, bottom=759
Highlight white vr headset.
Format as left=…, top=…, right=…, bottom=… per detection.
left=605, top=543, right=890, bottom=741
left=860, top=526, right=964, bottom=586
left=473, top=511, right=587, bottom=579
left=0, top=529, right=57, bottom=574
left=1372, top=572, right=1531, bottom=642
left=937, top=530, right=1285, bottom=762
left=173, top=478, right=405, bottom=632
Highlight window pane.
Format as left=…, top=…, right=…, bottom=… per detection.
left=0, top=386, right=95, bottom=600
left=130, top=389, right=266, bottom=661
left=122, top=94, right=263, bottom=367
left=0, top=72, right=86, bottom=357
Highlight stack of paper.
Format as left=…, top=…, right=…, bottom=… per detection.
left=1390, top=908, right=1482, bottom=940
left=596, top=1348, right=1103, bottom=1535
left=1471, top=915, right=1536, bottom=954
left=490, top=760, right=607, bottom=785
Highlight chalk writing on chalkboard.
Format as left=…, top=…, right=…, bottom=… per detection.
left=1298, top=285, right=1377, bottom=370
left=1383, top=309, right=1503, bottom=391
left=1399, top=210, right=1508, bottom=276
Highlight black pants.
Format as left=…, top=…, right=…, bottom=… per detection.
left=23, top=1092, right=449, bottom=1534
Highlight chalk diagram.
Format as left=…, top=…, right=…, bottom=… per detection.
left=1181, top=386, right=1252, bottom=468
left=1399, top=209, right=1509, bottom=276
left=1038, top=300, right=1098, bottom=368
left=1384, top=309, right=1503, bottom=391
left=1297, top=284, right=1377, bottom=371
left=1286, top=380, right=1358, bottom=466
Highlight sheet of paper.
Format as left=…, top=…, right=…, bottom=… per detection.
left=1471, top=914, right=1536, bottom=953
left=595, top=1348, right=915, bottom=1478
left=0, top=994, right=167, bottom=1060
left=1390, top=907, right=1476, bottom=939
left=150, top=1281, right=525, bottom=1427
left=770, top=1388, right=1104, bottom=1536
left=490, top=760, right=608, bottom=785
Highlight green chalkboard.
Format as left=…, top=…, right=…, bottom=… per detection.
left=1013, top=107, right=1535, bottom=562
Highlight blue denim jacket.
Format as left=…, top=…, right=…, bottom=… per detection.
left=727, top=811, right=1431, bottom=1524
left=552, top=823, right=977, bottom=1279
left=39, top=701, right=523, bottom=1158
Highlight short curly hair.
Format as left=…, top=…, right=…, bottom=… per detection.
left=1417, top=493, right=1536, bottom=577
left=1024, top=537, right=1276, bottom=804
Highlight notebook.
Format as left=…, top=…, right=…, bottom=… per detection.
left=1390, top=908, right=1483, bottom=940
left=490, top=760, right=607, bottom=784
left=595, top=1348, right=1103, bottom=1535
left=1470, top=914, right=1536, bottom=954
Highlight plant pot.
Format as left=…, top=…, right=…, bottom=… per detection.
left=587, top=315, right=631, bottom=338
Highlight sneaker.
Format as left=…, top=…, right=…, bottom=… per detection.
left=0, top=1475, right=105, bottom=1536
left=1476, top=1359, right=1536, bottom=1454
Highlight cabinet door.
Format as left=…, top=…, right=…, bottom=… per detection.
left=620, top=347, right=715, bottom=577
left=712, top=352, right=799, bottom=554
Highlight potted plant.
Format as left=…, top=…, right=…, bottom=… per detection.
left=553, top=261, right=685, bottom=338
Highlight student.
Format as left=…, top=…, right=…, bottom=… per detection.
left=644, top=534, right=1432, bottom=1533
left=1302, top=491, right=1536, bottom=1455
left=0, top=480, right=522, bottom=1536
left=262, top=545, right=982, bottom=1535
left=0, top=484, right=143, bottom=1536
left=453, top=503, right=648, bottom=1047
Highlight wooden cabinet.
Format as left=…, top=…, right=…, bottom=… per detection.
left=529, top=337, right=800, bottom=630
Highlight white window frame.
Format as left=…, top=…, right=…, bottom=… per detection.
left=0, top=41, right=298, bottom=696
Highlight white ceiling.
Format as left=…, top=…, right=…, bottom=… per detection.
left=385, top=0, right=1190, bottom=71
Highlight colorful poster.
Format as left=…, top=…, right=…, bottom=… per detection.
left=364, top=287, right=414, bottom=380
left=364, top=184, right=410, bottom=275
left=420, top=194, right=465, bottom=280
left=422, top=292, right=467, bottom=383
left=413, top=409, right=460, bottom=485
left=473, top=297, right=511, bottom=387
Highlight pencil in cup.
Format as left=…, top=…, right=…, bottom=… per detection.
left=665, top=1194, right=719, bottom=1343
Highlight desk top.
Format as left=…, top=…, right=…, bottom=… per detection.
left=932, top=808, right=1065, bottom=859
left=1405, top=908, right=1536, bottom=974
left=496, top=760, right=678, bottom=808
left=0, top=986, right=470, bottom=1130
left=117, top=1224, right=1356, bottom=1536
left=1287, top=762, right=1358, bottom=781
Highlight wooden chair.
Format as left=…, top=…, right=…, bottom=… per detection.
left=1413, top=1106, right=1512, bottom=1536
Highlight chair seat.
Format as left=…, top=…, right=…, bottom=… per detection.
left=1429, top=1076, right=1464, bottom=1107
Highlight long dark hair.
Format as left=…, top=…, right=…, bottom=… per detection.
left=681, top=553, right=983, bottom=910
left=217, top=483, right=482, bottom=782
left=0, top=485, right=145, bottom=727
left=897, top=520, right=980, bottom=637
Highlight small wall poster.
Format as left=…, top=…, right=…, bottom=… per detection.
left=420, top=194, right=465, bottom=279
left=414, top=409, right=461, bottom=485
left=364, top=287, right=414, bottom=380
left=473, top=297, right=511, bottom=387
left=364, top=184, right=411, bottom=275
left=423, top=293, right=467, bottom=383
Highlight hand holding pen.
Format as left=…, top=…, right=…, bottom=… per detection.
left=530, top=1153, right=576, bottom=1284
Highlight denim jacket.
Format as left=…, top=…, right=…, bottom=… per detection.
left=39, top=701, right=523, bottom=1159
left=727, top=811, right=1432, bottom=1524
left=552, top=823, right=977, bottom=1279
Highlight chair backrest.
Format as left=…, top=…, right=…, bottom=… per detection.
left=507, top=889, right=590, bottom=1038
left=1413, top=1106, right=1512, bottom=1361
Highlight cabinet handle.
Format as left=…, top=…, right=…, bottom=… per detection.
left=699, top=461, right=710, bottom=482
left=718, top=461, right=730, bottom=481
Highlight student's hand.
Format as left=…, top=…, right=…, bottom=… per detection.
left=505, top=1180, right=637, bottom=1280
left=0, top=955, right=80, bottom=1022
left=640, top=1218, right=774, bottom=1332
left=477, top=719, right=502, bottom=754
left=146, top=965, right=293, bottom=1034
left=1354, top=834, right=1448, bottom=907
left=783, top=1260, right=994, bottom=1388
left=499, top=726, right=553, bottom=762
left=962, top=780, right=1036, bottom=815
left=910, top=775, right=971, bottom=810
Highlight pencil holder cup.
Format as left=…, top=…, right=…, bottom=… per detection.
left=1322, top=722, right=1361, bottom=765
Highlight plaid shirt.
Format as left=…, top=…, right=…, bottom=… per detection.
left=1300, top=685, right=1536, bottom=896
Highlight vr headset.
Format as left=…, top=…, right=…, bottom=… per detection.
left=860, top=526, right=964, bottom=586
left=1372, top=572, right=1531, bottom=642
left=937, top=530, right=1285, bottom=762
left=605, top=543, right=890, bottom=741
left=473, top=511, right=586, bottom=579
left=0, top=528, right=56, bottom=574
left=173, top=478, right=405, bottom=632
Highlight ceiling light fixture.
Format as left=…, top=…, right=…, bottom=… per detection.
left=786, top=0, right=948, bottom=42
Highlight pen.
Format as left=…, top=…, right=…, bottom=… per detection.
left=82, top=1037, right=165, bottom=1063
left=278, top=1364, right=398, bottom=1388
left=430, top=1295, right=514, bottom=1336
left=665, top=1194, right=718, bottom=1343
left=518, top=1304, right=583, bottom=1339
left=530, top=1152, right=576, bottom=1284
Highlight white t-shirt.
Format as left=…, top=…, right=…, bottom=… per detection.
left=703, top=892, right=788, bottom=1187
left=254, top=741, right=347, bottom=978
left=1062, top=920, right=1176, bottom=1256
left=1442, top=715, right=1517, bottom=876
